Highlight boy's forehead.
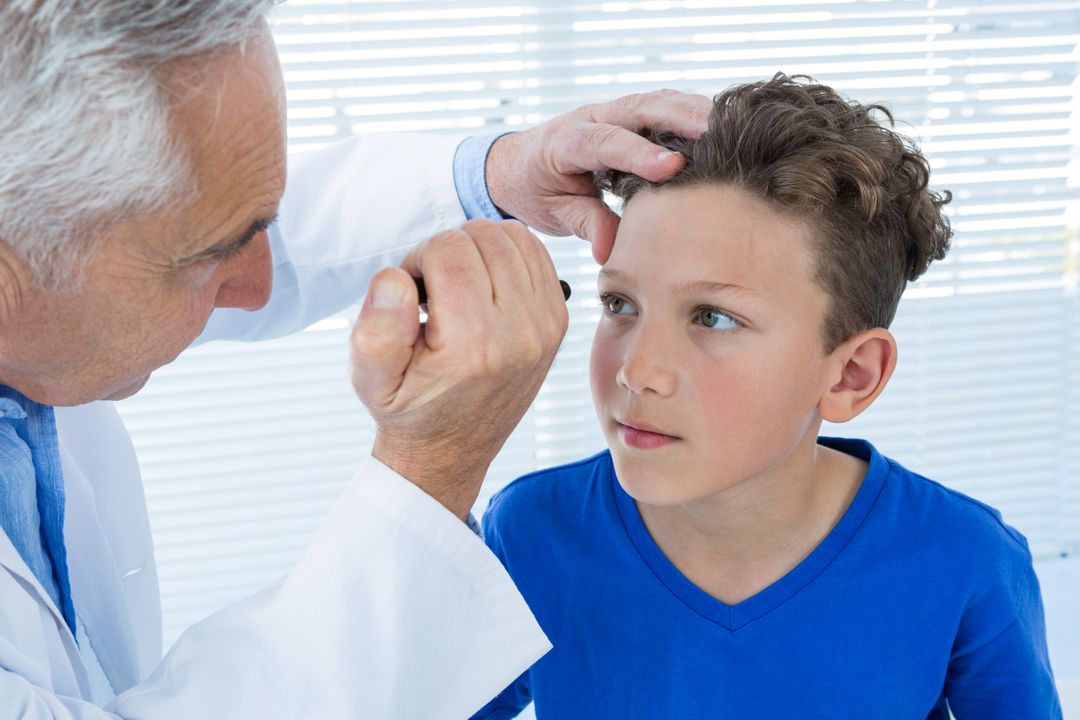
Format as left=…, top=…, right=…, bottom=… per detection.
left=611, top=184, right=819, bottom=294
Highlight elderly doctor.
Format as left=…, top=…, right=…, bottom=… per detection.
left=0, top=1, right=709, bottom=718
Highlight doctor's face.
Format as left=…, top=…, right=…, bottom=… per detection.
left=0, top=23, right=287, bottom=407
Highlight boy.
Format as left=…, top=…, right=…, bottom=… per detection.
left=472, top=75, right=1061, bottom=719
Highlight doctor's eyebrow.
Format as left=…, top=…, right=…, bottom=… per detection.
left=177, top=213, right=278, bottom=267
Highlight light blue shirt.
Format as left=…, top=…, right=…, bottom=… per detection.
left=454, top=132, right=513, bottom=221
left=0, top=386, right=75, bottom=633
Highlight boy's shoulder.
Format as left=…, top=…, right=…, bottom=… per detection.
left=486, top=451, right=622, bottom=546
left=848, top=437, right=1034, bottom=568
left=891, top=457, right=1024, bottom=540
left=866, top=442, right=1049, bottom=673
left=484, top=450, right=614, bottom=528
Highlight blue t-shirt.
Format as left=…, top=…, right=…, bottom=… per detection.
left=473, top=438, right=1061, bottom=719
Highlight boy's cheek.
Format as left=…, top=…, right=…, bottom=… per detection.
left=588, top=341, right=621, bottom=400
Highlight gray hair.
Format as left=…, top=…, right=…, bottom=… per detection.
left=0, top=0, right=278, bottom=288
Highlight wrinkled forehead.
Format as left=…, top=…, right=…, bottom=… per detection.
left=145, top=26, right=286, bottom=261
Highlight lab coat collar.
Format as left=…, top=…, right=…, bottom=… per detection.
left=0, top=525, right=92, bottom=696
left=58, top=422, right=145, bottom=695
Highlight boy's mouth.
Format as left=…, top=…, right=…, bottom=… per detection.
left=616, top=419, right=680, bottom=450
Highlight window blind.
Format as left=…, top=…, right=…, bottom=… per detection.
left=115, top=0, right=1080, bottom=651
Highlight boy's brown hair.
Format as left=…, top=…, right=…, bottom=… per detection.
left=599, top=73, right=953, bottom=352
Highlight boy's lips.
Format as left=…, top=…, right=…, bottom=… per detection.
left=616, top=418, right=680, bottom=450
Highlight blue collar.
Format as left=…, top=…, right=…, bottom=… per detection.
left=0, top=386, right=75, bottom=633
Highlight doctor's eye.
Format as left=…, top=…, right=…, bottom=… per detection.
left=694, top=306, right=739, bottom=330
left=599, top=293, right=636, bottom=316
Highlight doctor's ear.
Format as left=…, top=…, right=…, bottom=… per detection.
left=818, top=328, right=897, bottom=424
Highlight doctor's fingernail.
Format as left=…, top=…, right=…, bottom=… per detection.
left=656, top=150, right=678, bottom=162
left=372, top=279, right=408, bottom=308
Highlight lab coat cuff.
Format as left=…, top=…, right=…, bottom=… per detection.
left=353, top=454, right=552, bottom=683
left=425, top=135, right=470, bottom=231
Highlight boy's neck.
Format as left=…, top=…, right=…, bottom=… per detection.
left=635, top=436, right=867, bottom=607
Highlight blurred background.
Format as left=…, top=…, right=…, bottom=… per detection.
left=116, top=0, right=1080, bottom=714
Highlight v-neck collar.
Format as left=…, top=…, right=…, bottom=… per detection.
left=610, top=437, right=890, bottom=631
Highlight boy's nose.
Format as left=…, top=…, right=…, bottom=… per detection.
left=616, top=328, right=677, bottom=397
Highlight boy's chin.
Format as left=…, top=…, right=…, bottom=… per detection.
left=611, top=455, right=697, bottom=508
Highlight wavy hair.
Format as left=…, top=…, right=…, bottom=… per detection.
left=599, top=74, right=953, bottom=351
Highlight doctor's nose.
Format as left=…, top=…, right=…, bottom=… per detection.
left=616, top=326, right=677, bottom=398
left=214, top=231, right=274, bottom=311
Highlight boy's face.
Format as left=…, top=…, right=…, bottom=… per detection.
left=591, top=184, right=838, bottom=507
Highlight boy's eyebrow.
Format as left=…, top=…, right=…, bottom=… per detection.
left=676, top=279, right=758, bottom=298
left=598, top=267, right=757, bottom=297
left=597, top=267, right=634, bottom=286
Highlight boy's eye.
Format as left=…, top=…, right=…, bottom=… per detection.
left=600, top=293, right=636, bottom=315
left=696, top=307, right=738, bottom=330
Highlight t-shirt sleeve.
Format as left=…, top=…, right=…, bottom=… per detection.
left=944, top=533, right=1062, bottom=718
left=469, top=672, right=533, bottom=720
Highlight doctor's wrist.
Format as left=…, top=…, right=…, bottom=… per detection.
left=371, top=434, right=487, bottom=522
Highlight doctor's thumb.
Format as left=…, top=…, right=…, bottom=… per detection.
left=349, top=268, right=420, bottom=410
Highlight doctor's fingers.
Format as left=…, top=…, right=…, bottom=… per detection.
left=349, top=267, right=421, bottom=411
left=436, top=220, right=566, bottom=362
left=400, top=226, right=509, bottom=350
left=541, top=91, right=708, bottom=183
left=454, top=220, right=568, bottom=368
left=496, top=221, right=569, bottom=335
left=460, top=219, right=537, bottom=307
left=587, top=90, right=711, bottom=136
left=403, top=219, right=554, bottom=314
left=408, top=225, right=565, bottom=378
left=550, top=119, right=690, bottom=183
left=544, top=193, right=622, bottom=265
left=401, top=225, right=491, bottom=304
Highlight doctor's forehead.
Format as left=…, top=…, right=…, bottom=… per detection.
left=167, top=27, right=287, bottom=257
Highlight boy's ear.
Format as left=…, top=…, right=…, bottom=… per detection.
left=818, top=328, right=897, bottom=424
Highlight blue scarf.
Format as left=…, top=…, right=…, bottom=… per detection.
left=0, top=386, right=75, bottom=633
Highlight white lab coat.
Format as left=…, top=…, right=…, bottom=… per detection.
left=0, top=134, right=551, bottom=719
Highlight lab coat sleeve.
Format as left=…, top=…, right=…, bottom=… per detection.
left=0, top=456, right=551, bottom=719
left=196, top=132, right=470, bottom=345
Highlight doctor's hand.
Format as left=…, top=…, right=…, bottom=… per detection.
left=349, top=220, right=569, bottom=521
left=485, top=89, right=711, bottom=265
